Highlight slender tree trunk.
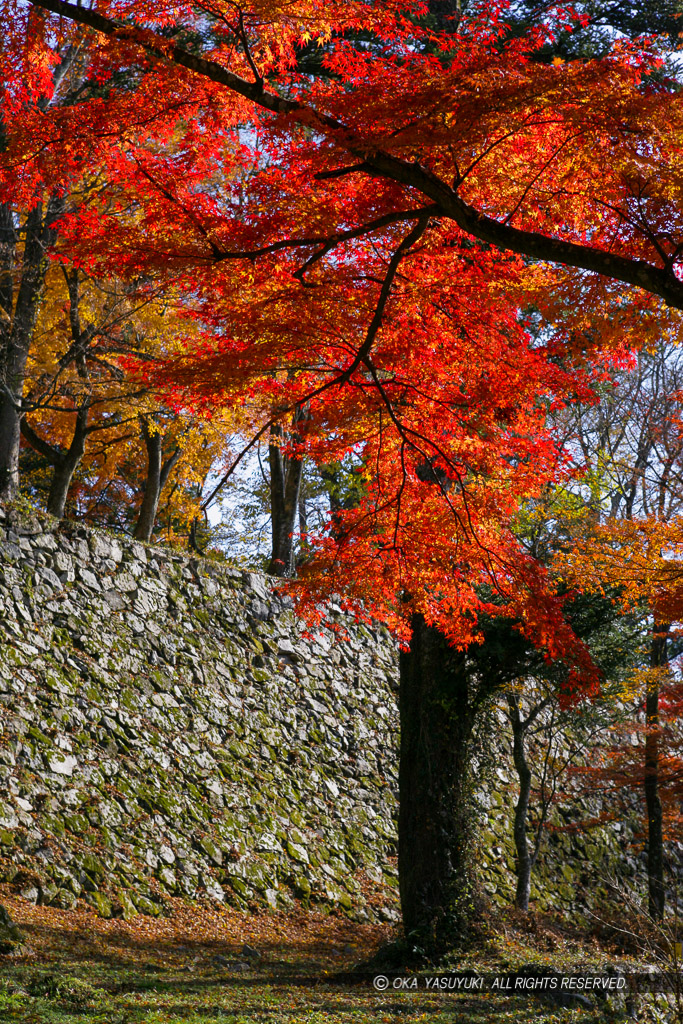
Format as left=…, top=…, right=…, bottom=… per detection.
left=296, top=488, right=309, bottom=564
left=320, top=462, right=349, bottom=542
left=0, top=204, right=14, bottom=320
left=268, top=416, right=304, bottom=577
left=20, top=269, right=96, bottom=517
left=398, top=614, right=481, bottom=954
left=21, top=400, right=90, bottom=519
left=0, top=202, right=18, bottom=502
left=45, top=416, right=87, bottom=518
left=46, top=459, right=78, bottom=518
left=188, top=516, right=202, bottom=553
left=134, top=423, right=162, bottom=541
left=133, top=418, right=181, bottom=542
left=508, top=695, right=534, bottom=911
left=298, top=491, right=308, bottom=541
left=645, top=622, right=669, bottom=921
left=320, top=463, right=343, bottom=515
left=0, top=372, right=23, bottom=502
left=0, top=199, right=63, bottom=502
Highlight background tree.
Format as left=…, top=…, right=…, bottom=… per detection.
left=0, top=196, right=64, bottom=501
left=267, top=405, right=308, bottom=577
left=545, top=337, right=683, bottom=918
left=0, top=21, right=102, bottom=501
left=498, top=592, right=645, bottom=911
left=18, top=267, right=147, bottom=517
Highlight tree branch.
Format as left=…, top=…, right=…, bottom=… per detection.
left=28, top=0, right=683, bottom=310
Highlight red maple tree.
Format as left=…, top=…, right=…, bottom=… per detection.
left=3, top=0, right=683, bottom=951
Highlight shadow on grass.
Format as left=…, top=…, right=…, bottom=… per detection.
left=16, top=919, right=364, bottom=968
left=98, top=998, right=510, bottom=1018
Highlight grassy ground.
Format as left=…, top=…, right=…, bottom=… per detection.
left=0, top=890, right=662, bottom=1023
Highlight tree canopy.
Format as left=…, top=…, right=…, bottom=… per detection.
left=2, top=0, right=683, bottom=679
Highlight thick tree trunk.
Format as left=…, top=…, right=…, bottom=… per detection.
left=645, top=623, right=669, bottom=921
left=0, top=199, right=63, bottom=503
left=398, top=614, right=481, bottom=954
left=268, top=417, right=304, bottom=577
left=133, top=418, right=180, bottom=542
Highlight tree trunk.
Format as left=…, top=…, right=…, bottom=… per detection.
left=320, top=463, right=344, bottom=515
left=21, top=400, right=90, bottom=519
left=296, top=488, right=309, bottom=565
left=398, top=614, right=481, bottom=955
left=0, top=201, right=18, bottom=502
left=507, top=695, right=534, bottom=911
left=134, top=422, right=162, bottom=542
left=45, top=426, right=87, bottom=518
left=268, top=417, right=304, bottom=577
left=0, top=372, right=23, bottom=503
left=0, top=199, right=63, bottom=503
left=298, top=490, right=308, bottom=541
left=133, top=418, right=180, bottom=542
left=645, top=622, right=669, bottom=921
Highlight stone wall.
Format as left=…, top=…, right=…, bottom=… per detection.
left=0, top=504, right=646, bottom=924
left=0, top=506, right=400, bottom=921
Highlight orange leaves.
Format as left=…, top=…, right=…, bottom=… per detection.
left=555, top=516, right=683, bottom=626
